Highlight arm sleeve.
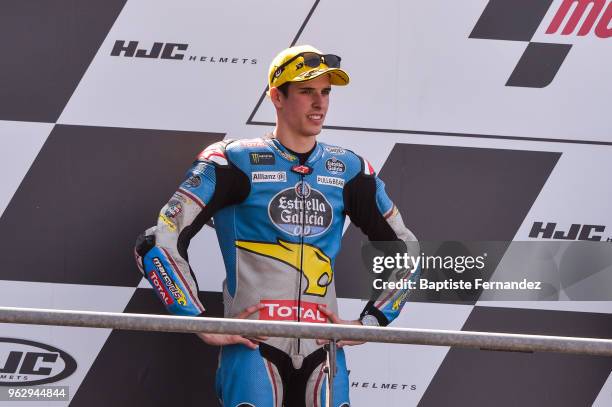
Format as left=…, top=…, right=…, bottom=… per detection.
left=134, top=140, right=250, bottom=316
left=343, top=156, right=420, bottom=326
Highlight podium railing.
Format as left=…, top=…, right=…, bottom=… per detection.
left=1, top=306, right=611, bottom=356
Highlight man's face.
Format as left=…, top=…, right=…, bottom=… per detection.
left=276, top=74, right=331, bottom=138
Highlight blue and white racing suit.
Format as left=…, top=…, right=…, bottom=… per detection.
left=135, top=136, right=419, bottom=407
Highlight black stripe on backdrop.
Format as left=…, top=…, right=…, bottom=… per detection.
left=0, top=0, right=127, bottom=123
left=0, top=125, right=223, bottom=286
left=419, top=306, right=612, bottom=407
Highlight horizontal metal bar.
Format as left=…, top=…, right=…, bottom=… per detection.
left=1, top=306, right=611, bottom=356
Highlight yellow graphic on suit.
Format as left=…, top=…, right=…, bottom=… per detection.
left=158, top=214, right=177, bottom=231
left=392, top=291, right=409, bottom=311
left=235, top=239, right=333, bottom=297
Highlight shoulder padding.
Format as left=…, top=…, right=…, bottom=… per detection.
left=360, top=155, right=376, bottom=176
left=338, top=146, right=376, bottom=177
left=196, top=139, right=236, bottom=166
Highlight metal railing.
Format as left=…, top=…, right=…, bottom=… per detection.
left=1, top=306, right=611, bottom=356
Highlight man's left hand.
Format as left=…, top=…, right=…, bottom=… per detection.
left=315, top=304, right=366, bottom=348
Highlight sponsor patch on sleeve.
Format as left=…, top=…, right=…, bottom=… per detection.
left=152, top=257, right=188, bottom=306
left=184, top=174, right=202, bottom=188
left=164, top=200, right=183, bottom=218
left=148, top=270, right=174, bottom=305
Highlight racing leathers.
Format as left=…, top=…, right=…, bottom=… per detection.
left=134, top=136, right=419, bottom=407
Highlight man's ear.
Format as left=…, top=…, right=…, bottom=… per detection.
left=269, top=86, right=283, bottom=109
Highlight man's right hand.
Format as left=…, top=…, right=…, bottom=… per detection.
left=196, top=303, right=269, bottom=350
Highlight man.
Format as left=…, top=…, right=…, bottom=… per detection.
left=135, top=45, right=419, bottom=407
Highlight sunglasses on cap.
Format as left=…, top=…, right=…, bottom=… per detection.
left=271, top=52, right=342, bottom=83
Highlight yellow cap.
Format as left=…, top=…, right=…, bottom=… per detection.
left=268, top=45, right=350, bottom=92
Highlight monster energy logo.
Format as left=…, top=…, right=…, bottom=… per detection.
left=249, top=152, right=275, bottom=165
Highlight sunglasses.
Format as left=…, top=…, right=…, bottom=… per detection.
left=271, top=52, right=342, bottom=83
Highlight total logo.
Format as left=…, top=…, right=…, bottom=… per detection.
left=529, top=222, right=611, bottom=241
left=0, top=338, right=77, bottom=385
left=471, top=0, right=611, bottom=88
left=110, top=40, right=258, bottom=65
left=268, top=182, right=333, bottom=237
left=148, top=270, right=173, bottom=305
left=259, top=300, right=327, bottom=323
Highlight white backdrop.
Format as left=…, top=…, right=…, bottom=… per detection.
left=0, top=0, right=611, bottom=406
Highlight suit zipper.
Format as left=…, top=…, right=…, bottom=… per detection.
left=297, top=173, right=306, bottom=354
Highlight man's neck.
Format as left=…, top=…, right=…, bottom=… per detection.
left=272, top=127, right=316, bottom=153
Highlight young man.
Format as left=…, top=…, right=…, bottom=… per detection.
left=135, top=45, right=419, bottom=407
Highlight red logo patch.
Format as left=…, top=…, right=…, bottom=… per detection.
left=260, top=300, right=327, bottom=323
left=291, top=165, right=313, bottom=175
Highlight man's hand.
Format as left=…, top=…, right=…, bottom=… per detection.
left=196, top=304, right=269, bottom=350
left=316, top=304, right=366, bottom=348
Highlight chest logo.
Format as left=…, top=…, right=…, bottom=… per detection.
left=325, top=157, right=345, bottom=174
left=317, top=175, right=344, bottom=188
left=324, top=146, right=346, bottom=155
left=252, top=171, right=287, bottom=183
left=268, top=182, right=333, bottom=237
left=250, top=152, right=275, bottom=165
